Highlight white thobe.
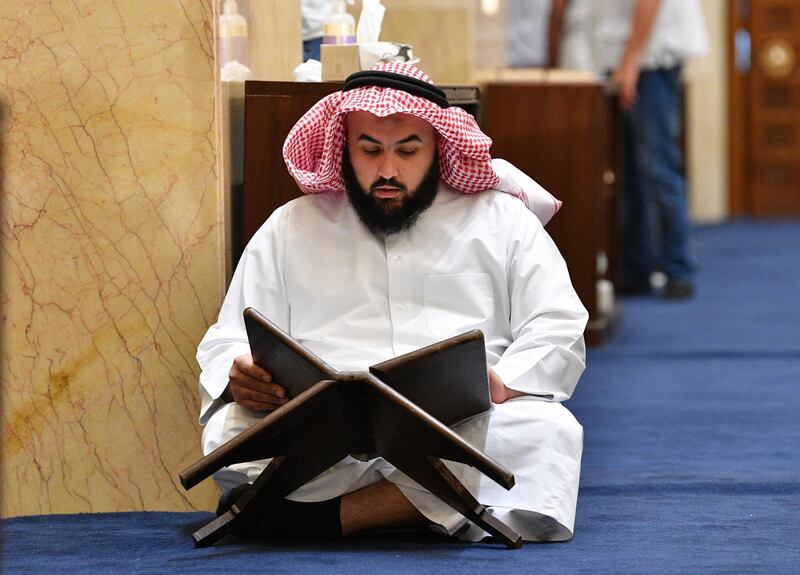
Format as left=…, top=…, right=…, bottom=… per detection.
left=197, top=184, right=588, bottom=541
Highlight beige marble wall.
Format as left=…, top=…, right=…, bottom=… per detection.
left=0, top=0, right=221, bottom=515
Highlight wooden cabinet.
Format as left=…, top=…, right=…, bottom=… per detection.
left=480, top=80, right=622, bottom=346
left=240, top=82, right=339, bottom=264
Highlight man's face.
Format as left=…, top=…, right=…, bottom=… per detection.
left=343, top=111, right=440, bottom=235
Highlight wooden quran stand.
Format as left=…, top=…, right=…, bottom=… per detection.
left=180, top=309, right=523, bottom=549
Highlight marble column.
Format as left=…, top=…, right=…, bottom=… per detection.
left=1, top=0, right=221, bottom=514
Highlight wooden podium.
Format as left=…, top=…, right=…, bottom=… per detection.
left=180, top=309, right=523, bottom=549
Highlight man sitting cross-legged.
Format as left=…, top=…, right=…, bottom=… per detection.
left=197, top=63, right=588, bottom=543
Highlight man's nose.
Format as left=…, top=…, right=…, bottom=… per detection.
left=377, top=154, right=399, bottom=180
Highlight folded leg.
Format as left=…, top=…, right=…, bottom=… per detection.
left=202, top=396, right=582, bottom=542
left=384, top=398, right=583, bottom=542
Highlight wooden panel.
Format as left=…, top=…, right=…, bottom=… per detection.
left=761, top=85, right=799, bottom=109
left=746, top=0, right=800, bottom=215
left=241, top=82, right=341, bottom=262
left=481, top=82, right=620, bottom=345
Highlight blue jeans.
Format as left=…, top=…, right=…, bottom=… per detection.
left=303, top=37, right=322, bottom=62
left=621, top=66, right=695, bottom=287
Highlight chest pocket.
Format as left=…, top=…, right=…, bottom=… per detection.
left=424, top=273, right=494, bottom=340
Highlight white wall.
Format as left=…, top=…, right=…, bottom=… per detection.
left=686, top=0, right=729, bottom=222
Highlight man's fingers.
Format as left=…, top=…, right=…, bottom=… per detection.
left=232, top=375, right=287, bottom=399
left=228, top=355, right=290, bottom=410
left=234, top=386, right=288, bottom=410
left=246, top=362, right=273, bottom=383
left=621, top=85, right=637, bottom=110
left=237, top=398, right=285, bottom=412
left=232, top=355, right=273, bottom=383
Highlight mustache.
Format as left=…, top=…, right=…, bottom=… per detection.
left=369, top=178, right=407, bottom=193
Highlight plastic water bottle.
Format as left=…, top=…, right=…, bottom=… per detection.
left=219, top=0, right=251, bottom=81
left=323, top=0, right=356, bottom=45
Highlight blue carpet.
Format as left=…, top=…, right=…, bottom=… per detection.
left=3, top=221, right=800, bottom=574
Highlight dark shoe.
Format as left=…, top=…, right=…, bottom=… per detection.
left=216, top=483, right=342, bottom=539
left=619, top=283, right=652, bottom=296
left=661, top=278, right=694, bottom=300
left=216, top=483, right=251, bottom=516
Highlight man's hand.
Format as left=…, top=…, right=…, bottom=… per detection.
left=612, top=58, right=641, bottom=110
left=228, top=354, right=289, bottom=411
left=488, top=366, right=526, bottom=404
left=613, top=0, right=662, bottom=110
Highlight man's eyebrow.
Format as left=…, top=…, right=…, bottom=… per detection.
left=357, top=134, right=381, bottom=145
left=395, top=134, right=423, bottom=145
left=356, top=134, right=423, bottom=146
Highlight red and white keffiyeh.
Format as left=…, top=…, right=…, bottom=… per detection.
left=283, top=62, right=498, bottom=195
left=282, top=62, right=561, bottom=224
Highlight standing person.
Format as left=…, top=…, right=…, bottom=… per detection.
left=301, top=0, right=332, bottom=61
left=197, top=63, right=588, bottom=542
left=552, top=0, right=709, bottom=298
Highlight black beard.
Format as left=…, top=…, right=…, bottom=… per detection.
left=342, top=147, right=440, bottom=236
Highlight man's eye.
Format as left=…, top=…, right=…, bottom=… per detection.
left=398, top=148, right=418, bottom=157
left=362, top=148, right=381, bottom=156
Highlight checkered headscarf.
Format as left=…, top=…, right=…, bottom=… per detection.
left=283, top=62, right=500, bottom=195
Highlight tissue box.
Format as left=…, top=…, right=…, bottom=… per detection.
left=321, top=45, right=362, bottom=81
left=322, top=43, right=416, bottom=82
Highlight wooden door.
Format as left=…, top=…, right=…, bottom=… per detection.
left=730, top=0, right=800, bottom=215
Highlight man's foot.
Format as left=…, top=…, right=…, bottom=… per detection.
left=216, top=484, right=342, bottom=539
left=661, top=278, right=694, bottom=300
left=215, top=479, right=425, bottom=540
left=216, top=483, right=250, bottom=516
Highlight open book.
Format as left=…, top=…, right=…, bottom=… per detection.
left=243, top=307, right=492, bottom=426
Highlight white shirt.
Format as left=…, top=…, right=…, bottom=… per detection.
left=301, top=0, right=333, bottom=41
left=197, top=185, right=588, bottom=424
left=560, top=0, right=709, bottom=73
left=506, top=0, right=552, bottom=68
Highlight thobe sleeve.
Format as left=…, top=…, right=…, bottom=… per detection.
left=195, top=204, right=292, bottom=424
left=491, top=207, right=589, bottom=402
